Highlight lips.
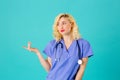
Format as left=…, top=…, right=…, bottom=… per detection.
left=60, top=30, right=65, bottom=32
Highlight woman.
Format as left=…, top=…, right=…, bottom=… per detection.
left=23, top=13, right=93, bottom=80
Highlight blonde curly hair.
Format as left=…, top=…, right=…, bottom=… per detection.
left=53, top=13, right=82, bottom=41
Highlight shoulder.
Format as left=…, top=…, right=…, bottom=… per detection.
left=77, top=38, right=89, bottom=43
left=49, top=39, right=56, bottom=44
left=46, top=39, right=57, bottom=47
left=77, top=38, right=91, bottom=45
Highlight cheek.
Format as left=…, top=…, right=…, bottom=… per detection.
left=57, top=26, right=60, bottom=31
left=57, top=27, right=62, bottom=33
left=65, top=24, right=72, bottom=31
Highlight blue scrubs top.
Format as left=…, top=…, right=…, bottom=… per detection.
left=43, top=38, right=93, bottom=80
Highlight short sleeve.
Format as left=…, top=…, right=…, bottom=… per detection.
left=43, top=40, right=55, bottom=58
left=82, top=40, right=93, bottom=58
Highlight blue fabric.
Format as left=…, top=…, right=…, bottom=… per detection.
left=43, top=38, right=93, bottom=80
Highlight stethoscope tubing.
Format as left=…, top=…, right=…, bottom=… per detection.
left=54, top=40, right=82, bottom=63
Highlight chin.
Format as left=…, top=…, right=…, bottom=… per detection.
left=61, top=33, right=69, bottom=36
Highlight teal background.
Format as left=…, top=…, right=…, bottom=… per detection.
left=0, top=0, right=120, bottom=80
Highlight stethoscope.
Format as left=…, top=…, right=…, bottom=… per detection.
left=54, top=40, right=82, bottom=65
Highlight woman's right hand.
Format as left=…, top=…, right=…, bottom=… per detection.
left=23, top=42, right=39, bottom=54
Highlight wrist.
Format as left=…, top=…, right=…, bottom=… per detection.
left=35, top=49, right=39, bottom=54
left=36, top=51, right=40, bottom=56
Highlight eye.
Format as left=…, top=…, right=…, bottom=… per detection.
left=62, top=22, right=66, bottom=25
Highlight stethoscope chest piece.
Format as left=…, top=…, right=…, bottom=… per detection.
left=78, top=59, right=82, bottom=65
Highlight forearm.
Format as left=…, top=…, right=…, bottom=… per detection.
left=23, top=42, right=51, bottom=72
left=75, top=58, right=88, bottom=80
left=75, top=64, right=86, bottom=80
left=36, top=52, right=51, bottom=72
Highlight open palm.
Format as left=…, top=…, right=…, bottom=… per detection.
left=23, top=42, right=39, bottom=53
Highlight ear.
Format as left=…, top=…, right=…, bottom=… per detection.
left=70, top=22, right=74, bottom=28
left=71, top=22, right=74, bottom=24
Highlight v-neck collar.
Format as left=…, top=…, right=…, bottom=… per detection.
left=60, top=39, right=75, bottom=52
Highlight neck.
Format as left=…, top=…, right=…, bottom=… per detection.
left=62, top=34, right=73, bottom=43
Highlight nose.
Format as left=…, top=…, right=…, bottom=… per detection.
left=60, top=25, right=63, bottom=29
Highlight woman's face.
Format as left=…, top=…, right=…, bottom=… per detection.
left=57, top=17, right=73, bottom=36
